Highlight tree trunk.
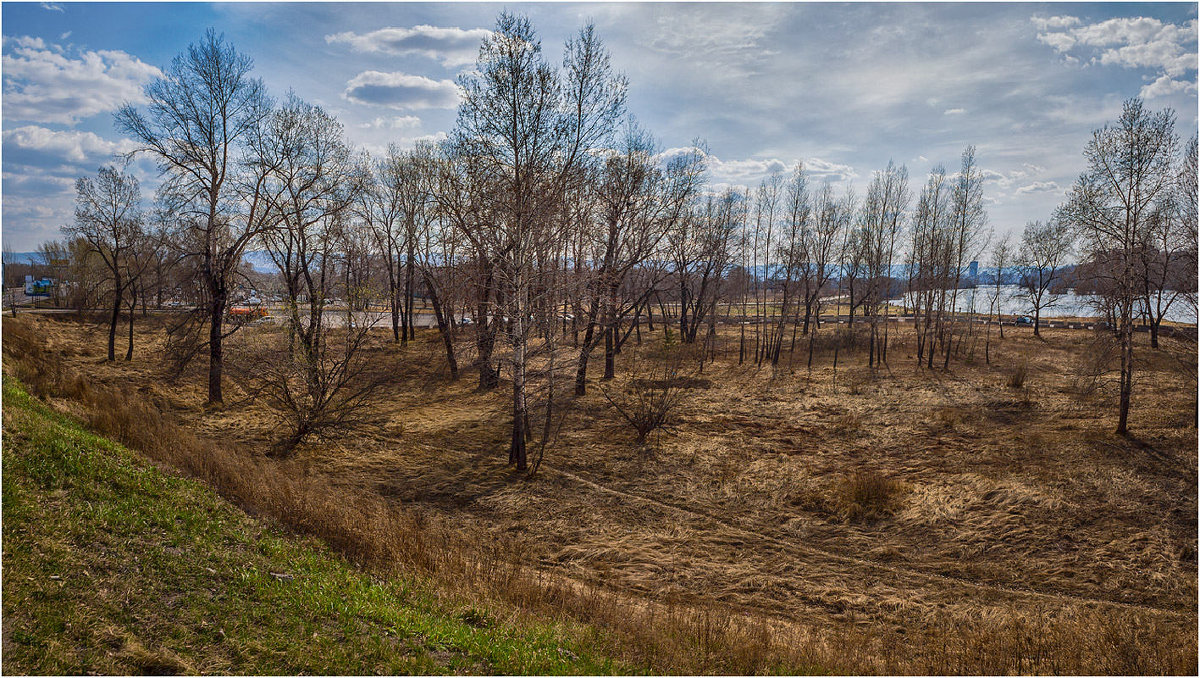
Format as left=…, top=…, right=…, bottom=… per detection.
left=509, top=304, right=528, bottom=472
left=574, top=319, right=597, bottom=396
left=603, top=324, right=615, bottom=380
left=107, top=277, right=122, bottom=362
left=389, top=250, right=400, bottom=342
left=125, top=287, right=136, bottom=361
left=208, top=290, right=226, bottom=405
left=1116, top=307, right=1134, bottom=435
left=405, top=243, right=416, bottom=342
left=426, top=279, right=458, bottom=379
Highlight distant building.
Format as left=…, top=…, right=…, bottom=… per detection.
left=967, top=260, right=979, bottom=281
left=24, top=275, right=53, bottom=297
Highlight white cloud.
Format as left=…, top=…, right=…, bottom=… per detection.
left=357, top=115, right=422, bottom=130
left=1015, top=180, right=1060, bottom=195
left=980, top=163, right=1050, bottom=191
left=1140, top=73, right=1198, bottom=99
left=805, top=157, right=859, bottom=182
left=2, top=39, right=161, bottom=124
left=645, top=5, right=788, bottom=82
left=410, top=131, right=448, bottom=146
left=326, top=25, right=491, bottom=68
left=1036, top=32, right=1077, bottom=53
left=3, top=125, right=139, bottom=163
left=944, top=108, right=966, bottom=116
left=980, top=168, right=1007, bottom=183
left=663, top=147, right=856, bottom=188
left=357, top=131, right=450, bottom=158
left=1031, top=16, right=1080, bottom=32
left=1035, top=16, right=1197, bottom=99
left=342, top=71, right=460, bottom=110
left=39, top=2, right=63, bottom=12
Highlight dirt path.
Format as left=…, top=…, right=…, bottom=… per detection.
left=540, top=463, right=1188, bottom=618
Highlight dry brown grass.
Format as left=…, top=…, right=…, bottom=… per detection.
left=3, top=313, right=1197, bottom=674
left=833, top=470, right=908, bottom=523
left=1006, top=361, right=1029, bottom=389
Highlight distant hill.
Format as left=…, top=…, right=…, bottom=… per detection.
left=5, top=250, right=279, bottom=274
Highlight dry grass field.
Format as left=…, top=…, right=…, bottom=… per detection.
left=4, top=311, right=1197, bottom=673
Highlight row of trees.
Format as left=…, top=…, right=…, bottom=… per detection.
left=53, top=18, right=1197, bottom=459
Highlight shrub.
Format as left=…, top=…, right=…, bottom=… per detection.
left=832, top=410, right=863, bottom=435
left=927, top=406, right=965, bottom=432
left=833, top=470, right=907, bottom=523
left=1070, top=335, right=1118, bottom=398
left=1006, top=363, right=1028, bottom=389
left=600, top=347, right=694, bottom=447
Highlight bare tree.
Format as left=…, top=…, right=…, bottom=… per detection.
left=1135, top=167, right=1191, bottom=347
left=65, top=165, right=145, bottom=361
left=454, top=13, right=625, bottom=471
left=250, top=95, right=371, bottom=453
left=908, top=166, right=952, bottom=368
left=356, top=146, right=407, bottom=343
left=1059, top=98, right=1178, bottom=434
left=600, top=346, right=694, bottom=448
left=668, top=184, right=739, bottom=348
left=116, top=29, right=270, bottom=405
left=34, top=240, right=73, bottom=307
left=941, top=146, right=989, bottom=368
left=1175, top=136, right=1198, bottom=323
left=799, top=180, right=847, bottom=365
left=857, top=161, right=910, bottom=367
left=1015, top=218, right=1074, bottom=337
left=2, top=246, right=20, bottom=317
left=573, top=122, right=703, bottom=394
left=984, top=233, right=1012, bottom=362
left=407, top=141, right=461, bottom=378
left=772, top=166, right=812, bottom=363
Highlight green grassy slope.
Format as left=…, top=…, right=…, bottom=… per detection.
left=1, top=377, right=626, bottom=675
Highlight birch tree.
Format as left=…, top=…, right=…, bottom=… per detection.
left=1059, top=98, right=1178, bottom=434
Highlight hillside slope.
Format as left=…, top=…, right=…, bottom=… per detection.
left=0, top=377, right=625, bottom=675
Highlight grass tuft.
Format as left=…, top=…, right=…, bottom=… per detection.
left=833, top=469, right=908, bottom=523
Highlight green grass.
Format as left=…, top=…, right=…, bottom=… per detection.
left=1, top=376, right=628, bottom=675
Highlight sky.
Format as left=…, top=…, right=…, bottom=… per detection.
left=2, top=1, right=1197, bottom=252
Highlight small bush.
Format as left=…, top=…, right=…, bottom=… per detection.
left=1006, top=363, right=1028, bottom=389
left=927, top=406, right=965, bottom=432
left=1070, top=336, right=1118, bottom=398
left=844, top=369, right=871, bottom=396
left=601, top=348, right=694, bottom=448
left=832, top=410, right=863, bottom=435
left=833, top=470, right=907, bottom=523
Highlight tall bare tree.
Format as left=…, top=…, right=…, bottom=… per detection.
left=356, top=146, right=407, bottom=343
left=984, top=233, right=1012, bottom=362
left=1060, top=98, right=1178, bottom=434
left=857, top=161, right=910, bottom=366
left=454, top=13, right=626, bottom=470
left=573, top=123, right=703, bottom=394
left=250, top=95, right=374, bottom=452
left=116, top=29, right=270, bottom=405
left=65, top=165, right=145, bottom=361
left=1176, top=135, right=1199, bottom=323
